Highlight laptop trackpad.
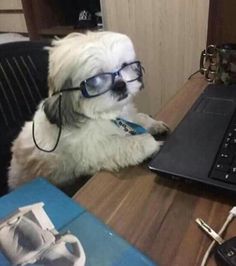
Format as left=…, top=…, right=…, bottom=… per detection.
left=195, top=97, right=235, bottom=115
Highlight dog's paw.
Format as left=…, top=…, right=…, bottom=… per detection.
left=149, top=120, right=170, bottom=135
left=140, top=134, right=163, bottom=158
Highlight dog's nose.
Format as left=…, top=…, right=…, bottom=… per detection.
left=112, top=80, right=126, bottom=92
left=112, top=80, right=128, bottom=101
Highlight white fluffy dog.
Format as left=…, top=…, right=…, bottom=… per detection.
left=8, top=31, right=168, bottom=189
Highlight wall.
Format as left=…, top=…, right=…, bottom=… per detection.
left=101, top=0, right=209, bottom=116
left=0, top=0, right=27, bottom=33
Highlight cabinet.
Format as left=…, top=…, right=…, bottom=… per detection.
left=207, top=0, right=236, bottom=45
left=22, top=0, right=102, bottom=40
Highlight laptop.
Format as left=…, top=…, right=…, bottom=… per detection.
left=149, top=83, right=236, bottom=192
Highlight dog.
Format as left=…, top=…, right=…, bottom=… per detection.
left=8, top=31, right=169, bottom=189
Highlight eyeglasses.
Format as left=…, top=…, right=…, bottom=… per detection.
left=53, top=61, right=144, bottom=98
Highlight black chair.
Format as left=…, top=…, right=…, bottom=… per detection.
left=0, top=41, right=50, bottom=195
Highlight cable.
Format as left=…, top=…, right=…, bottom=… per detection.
left=200, top=207, right=236, bottom=266
left=188, top=69, right=201, bottom=80
left=32, top=93, right=63, bottom=153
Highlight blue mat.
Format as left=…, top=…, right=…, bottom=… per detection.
left=0, top=178, right=157, bottom=266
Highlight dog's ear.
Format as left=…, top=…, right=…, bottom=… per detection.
left=43, top=80, right=82, bottom=127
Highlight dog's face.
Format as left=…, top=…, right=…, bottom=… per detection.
left=44, top=31, right=143, bottom=125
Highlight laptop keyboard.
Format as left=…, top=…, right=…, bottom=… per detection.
left=210, top=114, right=236, bottom=184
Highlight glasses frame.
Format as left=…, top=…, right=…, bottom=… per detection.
left=80, top=60, right=143, bottom=98
left=52, top=61, right=144, bottom=98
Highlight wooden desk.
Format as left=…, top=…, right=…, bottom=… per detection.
left=73, top=75, right=236, bottom=266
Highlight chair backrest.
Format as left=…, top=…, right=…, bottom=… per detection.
left=0, top=41, right=50, bottom=195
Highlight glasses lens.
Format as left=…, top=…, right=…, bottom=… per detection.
left=85, top=74, right=112, bottom=96
left=119, top=62, right=142, bottom=82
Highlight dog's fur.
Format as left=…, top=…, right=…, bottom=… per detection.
left=8, top=31, right=168, bottom=189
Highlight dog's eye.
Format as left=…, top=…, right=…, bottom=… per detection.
left=90, top=76, right=102, bottom=86
left=88, top=75, right=108, bottom=87
left=119, top=62, right=142, bottom=83
left=121, top=62, right=140, bottom=74
left=85, top=74, right=112, bottom=96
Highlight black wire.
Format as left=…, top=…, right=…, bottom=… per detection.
left=188, top=69, right=201, bottom=80
left=32, top=93, right=63, bottom=152
left=52, top=87, right=80, bottom=96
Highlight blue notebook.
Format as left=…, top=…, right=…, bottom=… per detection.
left=0, top=178, right=157, bottom=266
